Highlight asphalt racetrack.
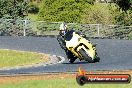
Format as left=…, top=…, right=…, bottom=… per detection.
left=0, top=36, right=132, bottom=74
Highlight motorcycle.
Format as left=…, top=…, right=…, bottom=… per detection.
left=57, top=30, right=100, bottom=63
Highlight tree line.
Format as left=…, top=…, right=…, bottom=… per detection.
left=0, top=0, right=131, bottom=25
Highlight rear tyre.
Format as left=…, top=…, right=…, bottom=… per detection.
left=79, top=49, right=94, bottom=63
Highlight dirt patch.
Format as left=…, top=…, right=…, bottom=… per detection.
left=86, top=70, right=132, bottom=74
left=0, top=73, right=75, bottom=84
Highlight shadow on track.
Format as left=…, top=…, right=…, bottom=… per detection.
left=62, top=60, right=100, bottom=64
left=63, top=61, right=93, bottom=64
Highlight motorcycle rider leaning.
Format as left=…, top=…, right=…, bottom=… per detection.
left=58, top=22, right=77, bottom=62
left=57, top=22, right=88, bottom=63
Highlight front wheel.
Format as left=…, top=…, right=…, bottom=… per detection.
left=79, top=49, right=94, bottom=63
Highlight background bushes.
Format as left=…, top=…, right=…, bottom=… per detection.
left=38, top=0, right=94, bottom=23
left=37, top=0, right=132, bottom=26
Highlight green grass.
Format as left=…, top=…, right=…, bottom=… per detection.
left=0, top=78, right=131, bottom=88
left=27, top=14, right=38, bottom=21
left=0, top=49, right=49, bottom=67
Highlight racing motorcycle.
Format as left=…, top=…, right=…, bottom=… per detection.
left=57, top=30, right=100, bottom=63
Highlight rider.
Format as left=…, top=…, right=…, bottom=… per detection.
left=58, top=22, right=87, bottom=61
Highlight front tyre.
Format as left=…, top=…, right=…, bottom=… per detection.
left=93, top=52, right=100, bottom=62
left=79, top=49, right=94, bottom=63
left=94, top=55, right=100, bottom=62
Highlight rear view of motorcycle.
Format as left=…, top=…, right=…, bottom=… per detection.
left=57, top=30, right=100, bottom=63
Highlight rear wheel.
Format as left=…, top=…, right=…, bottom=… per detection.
left=79, top=49, right=94, bottom=63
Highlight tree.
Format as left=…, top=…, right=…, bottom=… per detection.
left=112, top=0, right=132, bottom=26
left=38, top=0, right=94, bottom=23
left=82, top=3, right=115, bottom=25
left=113, top=0, right=131, bottom=11
left=0, top=0, right=28, bottom=19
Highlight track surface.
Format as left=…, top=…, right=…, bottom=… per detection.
left=0, top=36, right=132, bottom=74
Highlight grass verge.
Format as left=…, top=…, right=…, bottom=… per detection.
left=0, top=72, right=131, bottom=88
left=0, top=49, right=49, bottom=67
